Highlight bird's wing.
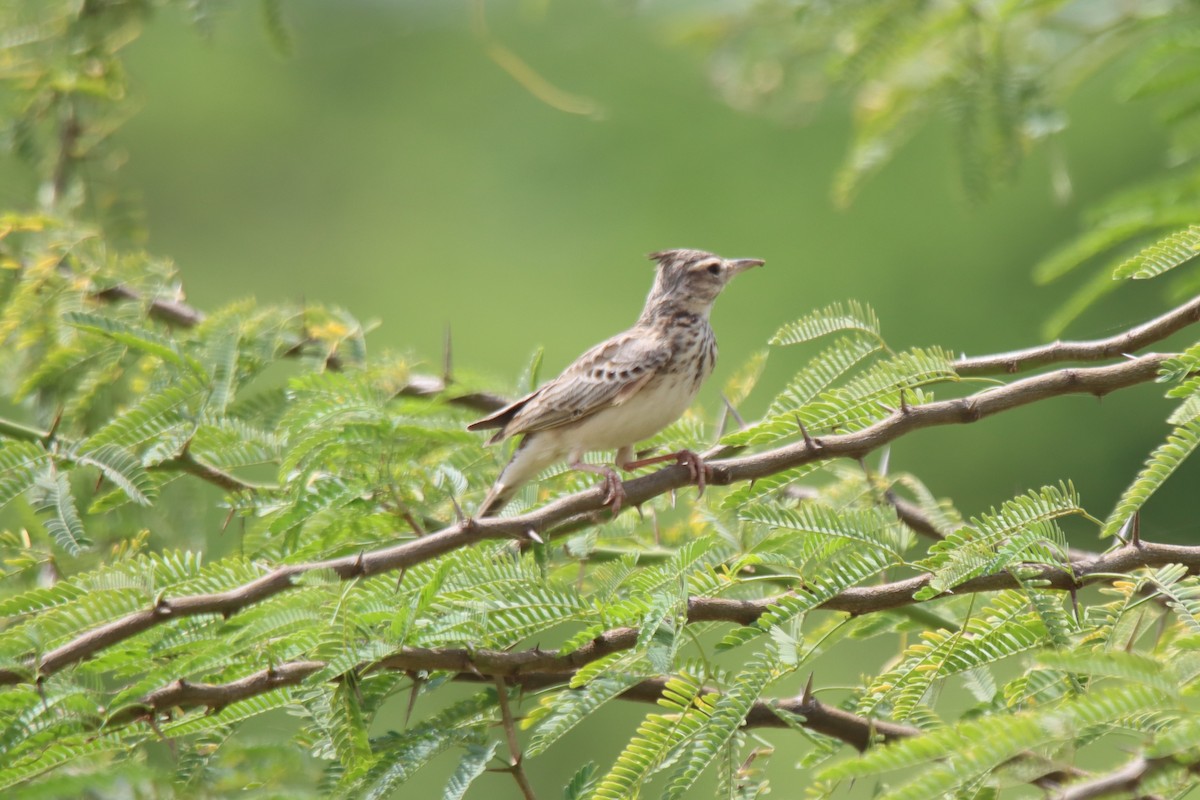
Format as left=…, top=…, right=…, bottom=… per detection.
left=483, top=331, right=670, bottom=440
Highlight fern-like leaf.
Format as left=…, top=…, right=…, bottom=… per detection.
left=36, top=470, right=89, bottom=554
left=769, top=301, right=882, bottom=346
left=1101, top=418, right=1200, bottom=538
left=591, top=673, right=714, bottom=800
left=662, top=654, right=778, bottom=799
left=441, top=740, right=497, bottom=800
left=72, top=444, right=154, bottom=506
left=1113, top=223, right=1200, bottom=279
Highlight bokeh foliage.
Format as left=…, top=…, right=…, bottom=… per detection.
left=3, top=1, right=1200, bottom=799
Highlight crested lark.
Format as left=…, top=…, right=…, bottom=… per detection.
left=469, top=248, right=763, bottom=516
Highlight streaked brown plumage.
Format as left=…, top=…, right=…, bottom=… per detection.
left=469, top=248, right=763, bottom=516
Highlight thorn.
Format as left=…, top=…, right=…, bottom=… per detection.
left=899, top=388, right=910, bottom=414
left=801, top=672, right=815, bottom=704
left=154, top=594, right=173, bottom=616
left=354, top=550, right=366, bottom=576
left=721, top=393, right=747, bottom=430
left=395, top=566, right=407, bottom=592
left=1130, top=512, right=1141, bottom=547
left=795, top=415, right=820, bottom=451
left=520, top=528, right=543, bottom=545
left=1069, top=586, right=1081, bottom=624
left=404, top=674, right=422, bottom=727
left=44, top=406, right=64, bottom=446
left=715, top=403, right=730, bottom=442
left=442, top=324, right=454, bottom=385
left=876, top=400, right=896, bottom=414
left=878, top=447, right=891, bottom=478
left=1120, top=352, right=1138, bottom=360
left=221, top=506, right=236, bottom=532
left=449, top=493, right=466, bottom=524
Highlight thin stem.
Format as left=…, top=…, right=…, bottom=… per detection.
left=494, top=677, right=538, bottom=800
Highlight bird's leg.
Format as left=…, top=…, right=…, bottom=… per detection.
left=570, top=459, right=626, bottom=514
left=619, top=449, right=713, bottom=497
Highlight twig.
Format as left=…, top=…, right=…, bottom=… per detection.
left=1051, top=756, right=1170, bottom=800
left=494, top=676, right=538, bottom=800
left=954, top=294, right=1200, bottom=375
left=107, top=661, right=324, bottom=726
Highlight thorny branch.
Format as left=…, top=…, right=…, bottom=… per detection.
left=0, top=353, right=1174, bottom=686
left=953, top=294, right=1200, bottom=375
left=1051, top=756, right=1174, bottom=800
left=109, top=647, right=915, bottom=753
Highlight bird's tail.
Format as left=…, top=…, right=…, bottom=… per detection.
left=475, top=435, right=560, bottom=518
left=477, top=481, right=518, bottom=518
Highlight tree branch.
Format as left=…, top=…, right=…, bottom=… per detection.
left=1051, top=756, right=1173, bottom=800
left=114, top=654, right=915, bottom=754
left=954, top=295, right=1200, bottom=375
left=689, top=541, right=1200, bottom=622
left=0, top=354, right=1172, bottom=685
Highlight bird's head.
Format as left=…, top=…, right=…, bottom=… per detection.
left=643, top=249, right=764, bottom=318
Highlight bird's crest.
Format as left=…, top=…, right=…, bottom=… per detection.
left=648, top=249, right=715, bottom=267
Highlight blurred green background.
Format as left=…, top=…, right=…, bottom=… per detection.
left=78, top=0, right=1194, bottom=794
left=112, top=0, right=1187, bottom=526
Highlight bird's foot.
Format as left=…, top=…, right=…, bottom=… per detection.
left=622, top=449, right=713, bottom=498
left=600, top=467, right=627, bottom=515
left=676, top=449, right=713, bottom=497
left=571, top=460, right=627, bottom=515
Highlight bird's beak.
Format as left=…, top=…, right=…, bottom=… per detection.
left=728, top=258, right=765, bottom=275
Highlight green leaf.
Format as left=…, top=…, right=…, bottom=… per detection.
left=73, top=444, right=155, bottom=506
left=1101, top=418, right=1200, bottom=538
left=442, top=740, right=498, bottom=800
left=0, top=441, right=50, bottom=510
left=1113, top=223, right=1200, bottom=279
left=36, top=470, right=89, bottom=554
left=662, top=654, right=778, bottom=799
left=769, top=301, right=882, bottom=346
left=526, top=677, right=641, bottom=757
left=918, top=482, right=1083, bottom=596
left=591, top=673, right=714, bottom=800
left=83, top=372, right=207, bottom=457
left=63, top=310, right=201, bottom=373
left=563, top=762, right=599, bottom=800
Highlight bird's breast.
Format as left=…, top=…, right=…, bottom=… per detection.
left=564, top=352, right=713, bottom=452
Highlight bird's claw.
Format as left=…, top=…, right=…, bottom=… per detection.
left=676, top=450, right=712, bottom=497
left=600, top=468, right=626, bottom=515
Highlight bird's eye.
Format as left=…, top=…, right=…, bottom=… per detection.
left=706, top=263, right=721, bottom=276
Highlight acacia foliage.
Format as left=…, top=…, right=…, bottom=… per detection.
left=3, top=2, right=1200, bottom=800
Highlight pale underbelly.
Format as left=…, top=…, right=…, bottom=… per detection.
left=548, top=373, right=700, bottom=454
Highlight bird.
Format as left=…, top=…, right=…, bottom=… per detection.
left=467, top=248, right=763, bottom=517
